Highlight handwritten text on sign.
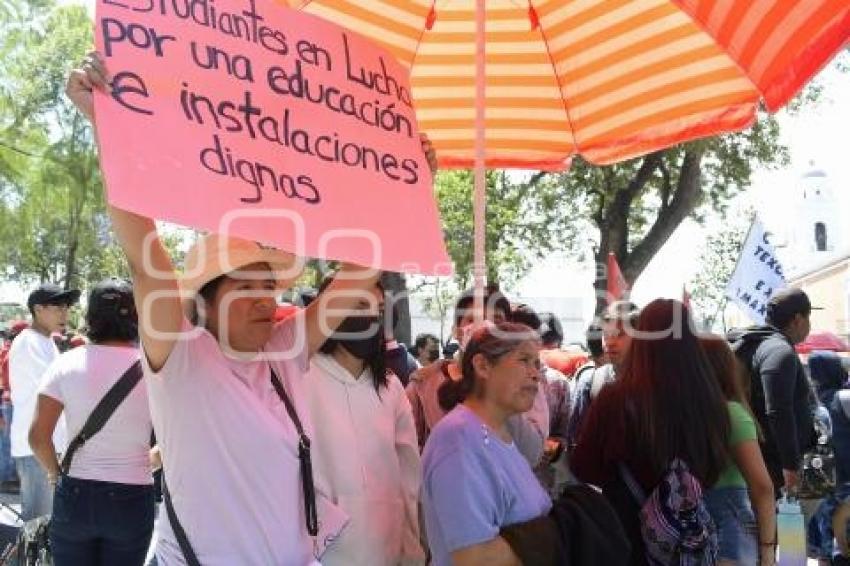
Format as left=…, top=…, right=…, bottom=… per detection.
left=94, top=0, right=450, bottom=274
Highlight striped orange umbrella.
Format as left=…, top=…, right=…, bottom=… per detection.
left=285, top=0, right=850, bottom=284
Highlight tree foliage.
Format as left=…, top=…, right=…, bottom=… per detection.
left=432, top=118, right=787, bottom=310
left=409, top=276, right=459, bottom=344
left=434, top=169, right=583, bottom=289
left=554, top=117, right=786, bottom=312
left=688, top=211, right=754, bottom=330
left=0, top=0, right=124, bottom=290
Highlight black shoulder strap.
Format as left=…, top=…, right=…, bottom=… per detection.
left=270, top=366, right=318, bottom=537
left=839, top=390, right=850, bottom=420
left=163, top=477, right=202, bottom=566
left=573, top=363, right=594, bottom=382
left=618, top=463, right=647, bottom=506
left=269, top=366, right=305, bottom=438
left=60, top=360, right=143, bottom=474
left=162, top=364, right=319, bottom=566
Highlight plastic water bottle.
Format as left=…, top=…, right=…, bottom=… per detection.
left=777, top=494, right=806, bottom=565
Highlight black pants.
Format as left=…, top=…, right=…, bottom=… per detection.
left=49, top=475, right=155, bottom=566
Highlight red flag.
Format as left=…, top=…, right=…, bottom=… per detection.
left=606, top=253, right=629, bottom=304
left=682, top=284, right=691, bottom=308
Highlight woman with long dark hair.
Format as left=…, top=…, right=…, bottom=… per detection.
left=700, top=336, right=776, bottom=566
left=305, top=277, right=424, bottom=565
left=421, top=322, right=551, bottom=566
left=572, top=299, right=731, bottom=565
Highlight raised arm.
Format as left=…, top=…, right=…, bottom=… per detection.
left=66, top=52, right=182, bottom=371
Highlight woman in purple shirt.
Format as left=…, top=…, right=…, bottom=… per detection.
left=421, top=322, right=552, bottom=566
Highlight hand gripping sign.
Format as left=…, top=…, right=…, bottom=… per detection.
left=94, top=0, right=451, bottom=275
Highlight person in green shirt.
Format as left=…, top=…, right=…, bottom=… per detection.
left=701, top=336, right=777, bottom=566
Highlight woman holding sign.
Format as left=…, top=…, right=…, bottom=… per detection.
left=66, top=52, right=437, bottom=566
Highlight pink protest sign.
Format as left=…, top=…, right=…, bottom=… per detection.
left=93, top=0, right=450, bottom=275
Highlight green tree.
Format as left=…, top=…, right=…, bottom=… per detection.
left=689, top=211, right=754, bottom=330
left=555, top=55, right=850, bottom=315
left=410, top=276, right=458, bottom=344
left=0, top=0, right=123, bottom=290
left=552, top=117, right=787, bottom=314
left=434, top=169, right=582, bottom=289
left=433, top=118, right=786, bottom=310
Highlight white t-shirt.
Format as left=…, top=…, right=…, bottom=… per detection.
left=146, top=317, right=330, bottom=566
left=305, top=354, right=424, bottom=566
left=9, top=329, right=66, bottom=457
left=39, top=345, right=151, bottom=485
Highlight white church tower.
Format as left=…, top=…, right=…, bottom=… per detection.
left=789, top=163, right=842, bottom=272
left=783, top=163, right=850, bottom=340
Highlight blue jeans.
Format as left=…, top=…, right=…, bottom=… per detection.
left=50, top=475, right=155, bottom=566
left=704, top=486, right=759, bottom=562
left=0, top=402, right=16, bottom=482
left=15, top=455, right=52, bottom=520
left=807, top=483, right=850, bottom=559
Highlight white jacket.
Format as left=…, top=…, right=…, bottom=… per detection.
left=306, top=354, right=425, bottom=566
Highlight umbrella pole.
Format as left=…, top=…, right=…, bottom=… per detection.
left=473, top=0, right=486, bottom=316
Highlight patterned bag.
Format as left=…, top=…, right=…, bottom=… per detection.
left=620, top=459, right=718, bottom=566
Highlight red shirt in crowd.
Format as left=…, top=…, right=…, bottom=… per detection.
left=541, top=349, right=588, bottom=378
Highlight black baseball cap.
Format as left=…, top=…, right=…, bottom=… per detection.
left=27, top=283, right=81, bottom=311
left=87, top=279, right=135, bottom=319
left=766, top=288, right=822, bottom=322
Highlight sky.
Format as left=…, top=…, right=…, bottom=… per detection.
left=10, top=1, right=850, bottom=338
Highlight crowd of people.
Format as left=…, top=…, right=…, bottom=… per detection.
left=8, top=270, right=848, bottom=566
left=0, top=50, right=847, bottom=566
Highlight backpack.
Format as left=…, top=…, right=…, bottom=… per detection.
left=565, top=364, right=609, bottom=451
left=620, top=459, right=718, bottom=566
left=726, top=329, right=770, bottom=423
left=727, top=328, right=782, bottom=486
